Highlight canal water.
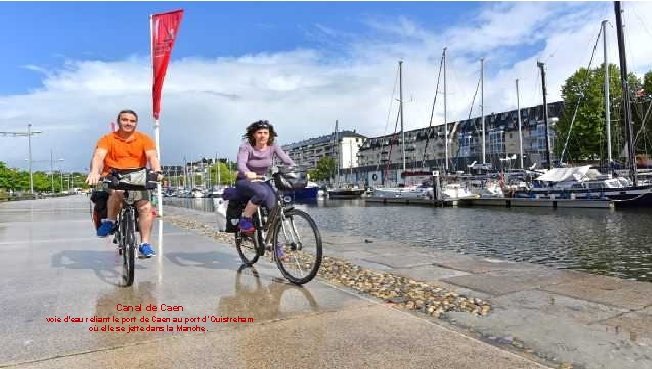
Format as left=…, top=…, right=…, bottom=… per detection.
left=164, top=198, right=652, bottom=282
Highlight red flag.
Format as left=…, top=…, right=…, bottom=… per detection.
left=151, top=9, right=183, bottom=120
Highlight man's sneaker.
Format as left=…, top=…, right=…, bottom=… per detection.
left=239, top=217, right=255, bottom=234
left=97, top=220, right=116, bottom=238
left=138, top=243, right=156, bottom=258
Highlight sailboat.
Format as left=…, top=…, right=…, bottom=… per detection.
left=371, top=60, right=435, bottom=200
left=513, top=3, right=652, bottom=207
left=370, top=57, right=477, bottom=201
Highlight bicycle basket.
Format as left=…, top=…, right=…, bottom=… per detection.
left=273, top=168, right=308, bottom=190
left=107, top=168, right=158, bottom=190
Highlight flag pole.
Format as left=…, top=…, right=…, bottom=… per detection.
left=150, top=13, right=164, bottom=217
left=154, top=122, right=163, bottom=217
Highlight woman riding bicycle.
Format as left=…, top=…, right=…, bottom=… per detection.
left=236, top=120, right=295, bottom=234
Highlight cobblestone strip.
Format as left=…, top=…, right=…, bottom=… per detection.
left=163, top=213, right=491, bottom=318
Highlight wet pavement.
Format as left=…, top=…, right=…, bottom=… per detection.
left=165, top=201, right=652, bottom=369
left=1, top=196, right=548, bottom=369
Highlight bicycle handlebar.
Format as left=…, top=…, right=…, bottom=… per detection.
left=101, top=168, right=162, bottom=190
left=251, top=176, right=272, bottom=182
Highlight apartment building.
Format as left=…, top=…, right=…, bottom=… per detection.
left=281, top=101, right=563, bottom=187
left=355, top=101, right=564, bottom=187
left=282, top=130, right=367, bottom=171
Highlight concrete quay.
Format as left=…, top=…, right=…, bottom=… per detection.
left=316, top=231, right=651, bottom=369
left=0, top=196, right=648, bottom=368
left=164, top=203, right=652, bottom=369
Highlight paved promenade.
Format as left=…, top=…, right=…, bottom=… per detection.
left=0, top=196, right=649, bottom=368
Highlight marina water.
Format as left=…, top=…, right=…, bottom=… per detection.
left=165, top=198, right=652, bottom=282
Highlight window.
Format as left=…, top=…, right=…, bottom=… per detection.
left=458, top=134, right=474, bottom=157
left=489, top=130, right=505, bottom=154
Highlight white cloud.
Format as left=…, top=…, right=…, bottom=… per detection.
left=2, top=1, right=652, bottom=172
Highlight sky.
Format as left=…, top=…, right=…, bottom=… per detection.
left=2, top=1, right=652, bottom=172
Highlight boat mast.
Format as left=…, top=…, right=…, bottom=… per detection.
left=216, top=153, right=221, bottom=186
left=335, top=119, right=340, bottom=185
left=481, top=58, right=486, bottom=165
left=603, top=20, right=613, bottom=170
left=399, top=60, right=406, bottom=177
left=614, top=1, right=637, bottom=185
left=516, top=79, right=524, bottom=169
left=443, top=47, right=448, bottom=173
left=537, top=61, right=552, bottom=169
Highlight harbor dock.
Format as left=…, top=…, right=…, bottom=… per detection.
left=364, top=196, right=615, bottom=209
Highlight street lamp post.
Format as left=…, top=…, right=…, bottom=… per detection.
left=50, top=149, right=54, bottom=193
left=27, top=153, right=64, bottom=193
left=28, top=124, right=33, bottom=194
left=26, top=124, right=45, bottom=195
left=1, top=124, right=43, bottom=195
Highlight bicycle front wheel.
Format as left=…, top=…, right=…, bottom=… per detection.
left=235, top=231, right=260, bottom=266
left=122, top=211, right=136, bottom=287
left=273, top=209, right=322, bottom=284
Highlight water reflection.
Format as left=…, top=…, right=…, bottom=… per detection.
left=165, top=198, right=652, bottom=282
left=156, top=218, right=163, bottom=284
left=217, top=265, right=318, bottom=320
left=91, top=281, right=161, bottom=345
left=218, top=265, right=323, bottom=366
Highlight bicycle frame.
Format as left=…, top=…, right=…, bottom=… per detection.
left=116, top=200, right=138, bottom=241
left=112, top=196, right=139, bottom=286
left=252, top=181, right=302, bottom=258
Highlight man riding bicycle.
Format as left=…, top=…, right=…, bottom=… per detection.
left=85, top=109, right=163, bottom=258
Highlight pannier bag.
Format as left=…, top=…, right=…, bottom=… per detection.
left=90, top=190, right=109, bottom=230
left=225, top=199, right=246, bottom=233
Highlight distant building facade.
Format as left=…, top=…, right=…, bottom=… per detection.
left=282, top=101, right=563, bottom=187
left=282, top=130, right=366, bottom=175
left=356, top=101, right=563, bottom=187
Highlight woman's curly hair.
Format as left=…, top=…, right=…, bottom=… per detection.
left=244, top=120, right=277, bottom=146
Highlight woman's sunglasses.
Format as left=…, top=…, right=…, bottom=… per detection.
left=252, top=120, right=270, bottom=130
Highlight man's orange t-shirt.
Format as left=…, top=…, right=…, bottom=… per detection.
left=96, top=131, right=156, bottom=175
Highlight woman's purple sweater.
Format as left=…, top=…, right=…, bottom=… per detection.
left=237, top=142, right=295, bottom=178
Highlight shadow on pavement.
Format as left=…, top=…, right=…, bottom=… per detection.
left=166, top=250, right=240, bottom=270
left=51, top=250, right=144, bottom=287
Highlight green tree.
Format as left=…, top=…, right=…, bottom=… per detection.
left=308, top=156, right=336, bottom=182
left=209, top=161, right=236, bottom=186
left=643, top=71, right=652, bottom=98
left=32, top=171, right=50, bottom=192
left=556, top=63, right=643, bottom=163
left=0, top=162, right=15, bottom=190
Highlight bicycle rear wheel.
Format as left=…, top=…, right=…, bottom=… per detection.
left=121, top=210, right=136, bottom=287
left=273, top=209, right=322, bottom=285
